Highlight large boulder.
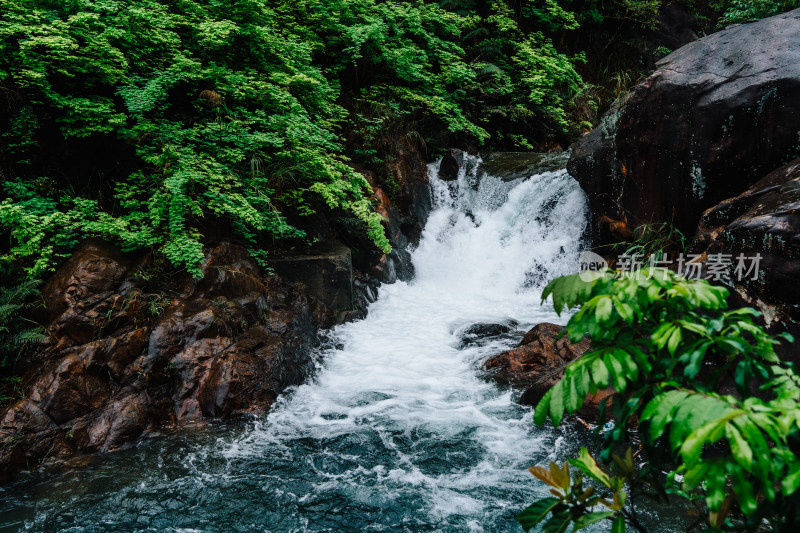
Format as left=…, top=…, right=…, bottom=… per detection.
left=568, top=9, right=800, bottom=243
left=0, top=241, right=333, bottom=481
left=484, top=323, right=612, bottom=418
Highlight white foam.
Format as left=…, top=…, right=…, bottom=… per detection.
left=227, top=154, right=589, bottom=525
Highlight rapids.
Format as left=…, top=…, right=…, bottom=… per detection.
left=1, top=154, right=622, bottom=532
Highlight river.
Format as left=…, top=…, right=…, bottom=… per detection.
left=2, top=154, right=608, bottom=532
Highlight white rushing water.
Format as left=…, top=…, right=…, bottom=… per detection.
left=3, top=154, right=600, bottom=533
left=222, top=155, right=591, bottom=529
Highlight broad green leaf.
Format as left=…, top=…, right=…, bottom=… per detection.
left=542, top=509, right=573, bottom=533
left=549, top=382, right=565, bottom=426
left=683, top=463, right=709, bottom=490
left=704, top=463, right=728, bottom=511
left=595, top=297, right=613, bottom=322
left=534, top=388, right=553, bottom=426
left=604, top=352, right=626, bottom=392
left=568, top=447, right=611, bottom=487
left=564, top=373, right=582, bottom=413
left=782, top=463, right=800, bottom=495
left=573, top=511, right=615, bottom=531
left=667, top=327, right=683, bottom=355
left=725, top=424, right=753, bottom=470
left=729, top=465, right=757, bottom=515
left=616, top=300, right=635, bottom=324
left=678, top=321, right=708, bottom=336
left=643, top=391, right=689, bottom=441
left=591, top=356, right=609, bottom=388
left=516, top=497, right=560, bottom=532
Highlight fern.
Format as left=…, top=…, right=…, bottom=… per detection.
left=0, top=279, right=46, bottom=367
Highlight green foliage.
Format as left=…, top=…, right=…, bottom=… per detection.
left=711, top=0, right=800, bottom=26
left=523, top=268, right=800, bottom=531
left=569, top=0, right=665, bottom=29
left=611, top=221, right=688, bottom=262
left=0, top=0, right=394, bottom=277
left=0, top=0, right=586, bottom=278
left=0, top=279, right=46, bottom=368
left=518, top=447, right=635, bottom=533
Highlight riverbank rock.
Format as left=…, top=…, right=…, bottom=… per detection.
left=347, top=137, right=433, bottom=286
left=568, top=8, right=800, bottom=244
left=0, top=241, right=333, bottom=481
left=694, top=159, right=800, bottom=353
left=484, top=323, right=612, bottom=418
left=270, top=241, right=354, bottom=318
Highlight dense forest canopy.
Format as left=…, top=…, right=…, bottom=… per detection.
left=1, top=0, right=796, bottom=283
left=0, top=0, right=581, bottom=281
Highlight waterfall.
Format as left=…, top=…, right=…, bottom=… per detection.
left=5, top=155, right=600, bottom=532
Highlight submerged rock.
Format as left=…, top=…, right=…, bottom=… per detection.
left=484, top=323, right=612, bottom=418
left=0, top=241, right=333, bottom=481
left=456, top=321, right=519, bottom=349
left=569, top=9, right=800, bottom=243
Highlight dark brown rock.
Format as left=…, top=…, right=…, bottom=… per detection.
left=694, top=159, right=800, bottom=359
left=0, top=241, right=334, bottom=481
left=438, top=149, right=461, bottom=181
left=41, top=240, right=134, bottom=322
left=0, top=399, right=60, bottom=476
left=85, top=392, right=149, bottom=451
left=270, top=242, right=354, bottom=316
left=485, top=323, right=612, bottom=419
left=569, top=9, right=800, bottom=244
left=28, top=354, right=111, bottom=425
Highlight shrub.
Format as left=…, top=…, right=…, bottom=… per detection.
left=519, top=268, right=799, bottom=532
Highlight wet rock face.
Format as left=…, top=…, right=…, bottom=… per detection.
left=270, top=242, right=354, bottom=316
left=478, top=152, right=570, bottom=182
left=569, top=9, right=800, bottom=243
left=439, top=149, right=462, bottom=181
left=484, top=323, right=611, bottom=418
left=695, top=159, right=800, bottom=322
left=0, top=241, right=333, bottom=481
left=344, top=138, right=432, bottom=286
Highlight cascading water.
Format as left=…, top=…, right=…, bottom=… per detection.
left=1, top=155, right=599, bottom=532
